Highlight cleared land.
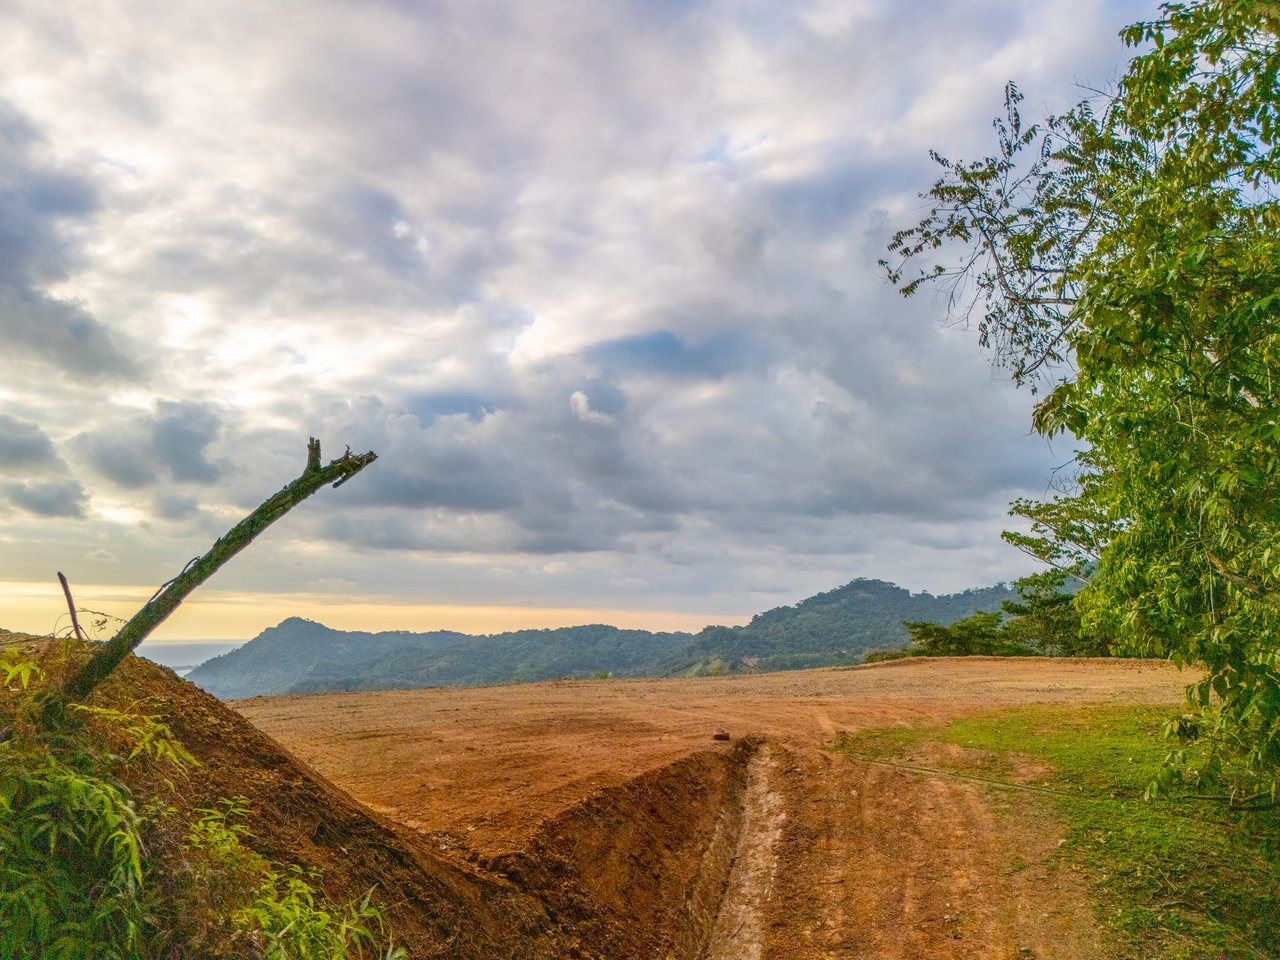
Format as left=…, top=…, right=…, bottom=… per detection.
left=238, top=656, right=1191, bottom=959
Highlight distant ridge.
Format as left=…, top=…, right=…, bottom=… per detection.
left=670, top=578, right=1018, bottom=675
left=185, top=578, right=1018, bottom=699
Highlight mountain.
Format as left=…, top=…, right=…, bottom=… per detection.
left=186, top=578, right=1019, bottom=699
left=677, top=578, right=1019, bottom=674
left=185, top=617, right=472, bottom=698
left=187, top=618, right=693, bottom=698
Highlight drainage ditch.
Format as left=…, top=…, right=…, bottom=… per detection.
left=485, top=737, right=786, bottom=960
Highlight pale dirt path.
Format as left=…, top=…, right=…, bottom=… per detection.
left=761, top=746, right=1105, bottom=959
left=706, top=749, right=786, bottom=960
left=236, top=657, right=1190, bottom=958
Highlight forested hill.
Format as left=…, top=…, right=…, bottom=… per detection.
left=186, top=619, right=695, bottom=698
left=675, top=578, right=1018, bottom=675
left=182, top=618, right=473, bottom=699
left=185, top=578, right=1017, bottom=698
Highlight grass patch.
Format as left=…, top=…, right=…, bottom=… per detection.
left=834, top=705, right=1280, bottom=959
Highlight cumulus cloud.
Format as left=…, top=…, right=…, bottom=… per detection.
left=568, top=391, right=616, bottom=426
left=151, top=492, right=201, bottom=521
left=72, top=400, right=224, bottom=489
left=0, top=413, right=89, bottom=518
left=0, top=414, right=58, bottom=471
left=0, top=100, right=137, bottom=381
left=2, top=478, right=87, bottom=518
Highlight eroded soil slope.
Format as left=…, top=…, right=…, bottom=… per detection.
left=1, top=632, right=565, bottom=959
left=238, top=657, right=1189, bottom=958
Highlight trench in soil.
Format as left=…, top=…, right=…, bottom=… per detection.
left=478, top=736, right=783, bottom=960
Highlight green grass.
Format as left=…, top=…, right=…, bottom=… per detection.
left=834, top=705, right=1280, bottom=959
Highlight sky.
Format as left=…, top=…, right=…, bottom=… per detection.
left=0, top=0, right=1157, bottom=642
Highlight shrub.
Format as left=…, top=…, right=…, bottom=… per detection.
left=861, top=649, right=916, bottom=664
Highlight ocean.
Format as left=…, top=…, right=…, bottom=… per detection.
left=135, top=641, right=244, bottom=676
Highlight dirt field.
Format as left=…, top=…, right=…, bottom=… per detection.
left=237, top=656, right=1192, bottom=959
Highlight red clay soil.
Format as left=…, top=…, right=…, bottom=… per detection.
left=2, top=632, right=564, bottom=958
left=233, top=656, right=1191, bottom=959
left=1, top=630, right=1193, bottom=959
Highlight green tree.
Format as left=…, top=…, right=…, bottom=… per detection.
left=902, top=571, right=1099, bottom=657
left=999, top=570, right=1102, bottom=657
left=885, top=1, right=1280, bottom=800
left=903, top=610, right=1033, bottom=657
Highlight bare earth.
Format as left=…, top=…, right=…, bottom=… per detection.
left=237, top=656, right=1191, bottom=959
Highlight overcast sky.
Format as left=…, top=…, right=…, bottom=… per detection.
left=1, top=0, right=1156, bottom=640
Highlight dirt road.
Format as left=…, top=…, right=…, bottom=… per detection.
left=237, top=656, right=1190, bottom=958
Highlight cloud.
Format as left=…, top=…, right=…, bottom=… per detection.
left=0, top=413, right=87, bottom=518
left=73, top=431, right=154, bottom=488
left=583, top=330, right=759, bottom=380
left=405, top=391, right=501, bottom=424
left=1, top=479, right=87, bottom=518
left=149, top=401, right=223, bottom=482
left=152, top=493, right=201, bottom=521
left=0, top=286, right=138, bottom=381
left=0, top=103, right=97, bottom=286
left=0, top=99, right=138, bottom=381
left=73, top=400, right=225, bottom=489
left=0, top=0, right=1154, bottom=606
left=568, top=390, right=616, bottom=426
left=0, top=414, right=58, bottom=471
left=306, top=577, right=357, bottom=593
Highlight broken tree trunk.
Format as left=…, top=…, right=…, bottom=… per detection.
left=54, top=438, right=376, bottom=711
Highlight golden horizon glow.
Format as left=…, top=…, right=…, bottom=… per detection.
left=0, top=580, right=748, bottom=641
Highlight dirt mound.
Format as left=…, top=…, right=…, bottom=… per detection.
left=490, top=741, right=757, bottom=960
left=111, top=667, right=564, bottom=957
left=0, top=634, right=551, bottom=957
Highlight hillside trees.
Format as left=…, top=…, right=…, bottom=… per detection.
left=884, top=1, right=1280, bottom=799
left=901, top=570, right=1092, bottom=657
left=903, top=611, right=1024, bottom=656
left=998, top=569, right=1099, bottom=657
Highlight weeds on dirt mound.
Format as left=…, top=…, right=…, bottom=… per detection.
left=0, top=643, right=406, bottom=960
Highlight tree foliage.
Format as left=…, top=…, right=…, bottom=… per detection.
left=999, top=569, right=1102, bottom=657
left=902, top=570, right=1098, bottom=658
left=903, top=610, right=1028, bottom=657
left=886, top=0, right=1280, bottom=799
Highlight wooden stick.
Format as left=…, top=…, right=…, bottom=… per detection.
left=57, top=571, right=86, bottom=641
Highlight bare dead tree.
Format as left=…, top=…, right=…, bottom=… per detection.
left=51, top=438, right=376, bottom=715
